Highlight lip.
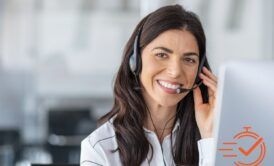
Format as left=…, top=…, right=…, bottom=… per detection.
left=156, top=80, right=182, bottom=94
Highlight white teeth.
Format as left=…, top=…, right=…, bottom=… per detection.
left=158, top=80, right=180, bottom=89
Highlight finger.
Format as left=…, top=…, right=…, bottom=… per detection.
left=202, top=67, right=218, bottom=83
left=200, top=75, right=217, bottom=92
left=200, top=73, right=217, bottom=91
left=193, top=85, right=203, bottom=106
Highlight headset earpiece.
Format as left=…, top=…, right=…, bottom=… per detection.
left=129, top=29, right=142, bottom=75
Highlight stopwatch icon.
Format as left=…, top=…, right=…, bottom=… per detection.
left=218, top=126, right=266, bottom=166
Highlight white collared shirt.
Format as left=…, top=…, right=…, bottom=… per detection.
left=80, top=117, right=214, bottom=166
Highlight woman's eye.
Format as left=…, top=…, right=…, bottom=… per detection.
left=184, top=58, right=196, bottom=63
left=155, top=53, right=168, bottom=58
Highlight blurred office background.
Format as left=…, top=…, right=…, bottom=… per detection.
left=0, top=0, right=273, bottom=165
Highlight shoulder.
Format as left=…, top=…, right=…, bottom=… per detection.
left=81, top=117, right=118, bottom=165
left=81, top=116, right=116, bottom=149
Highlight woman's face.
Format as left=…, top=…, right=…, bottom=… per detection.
left=140, top=29, right=200, bottom=107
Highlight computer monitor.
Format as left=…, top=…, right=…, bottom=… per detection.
left=213, top=61, right=274, bottom=165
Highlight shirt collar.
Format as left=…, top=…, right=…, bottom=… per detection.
left=143, top=119, right=180, bottom=134
left=109, top=115, right=181, bottom=135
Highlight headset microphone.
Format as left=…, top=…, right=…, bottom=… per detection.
left=175, top=81, right=203, bottom=94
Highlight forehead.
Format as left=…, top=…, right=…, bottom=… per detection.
left=144, top=29, right=199, bottom=54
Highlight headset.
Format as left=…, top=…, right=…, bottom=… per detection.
left=129, top=27, right=206, bottom=94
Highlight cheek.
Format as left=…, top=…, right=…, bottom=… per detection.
left=140, top=56, right=162, bottom=82
left=184, top=66, right=199, bottom=84
left=140, top=63, right=157, bottom=88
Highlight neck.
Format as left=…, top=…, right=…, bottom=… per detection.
left=144, top=103, right=177, bottom=143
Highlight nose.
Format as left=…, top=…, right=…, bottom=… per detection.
left=166, top=59, right=182, bottom=78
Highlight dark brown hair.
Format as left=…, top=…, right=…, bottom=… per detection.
left=99, top=4, right=210, bottom=166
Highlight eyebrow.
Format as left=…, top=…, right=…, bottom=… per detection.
left=152, top=46, right=199, bottom=57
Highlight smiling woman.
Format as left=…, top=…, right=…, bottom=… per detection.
left=81, top=4, right=217, bottom=166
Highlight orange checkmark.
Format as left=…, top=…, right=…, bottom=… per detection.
left=238, top=137, right=263, bottom=156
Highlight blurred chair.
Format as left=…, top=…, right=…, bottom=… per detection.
left=47, top=108, right=96, bottom=164
left=0, top=129, right=20, bottom=166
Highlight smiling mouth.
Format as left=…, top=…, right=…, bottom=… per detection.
left=157, top=80, right=181, bottom=89
left=156, top=80, right=183, bottom=93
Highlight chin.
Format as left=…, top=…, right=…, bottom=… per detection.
left=158, top=93, right=191, bottom=107
left=156, top=98, right=181, bottom=107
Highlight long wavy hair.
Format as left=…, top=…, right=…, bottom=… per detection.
left=99, top=4, right=211, bottom=166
